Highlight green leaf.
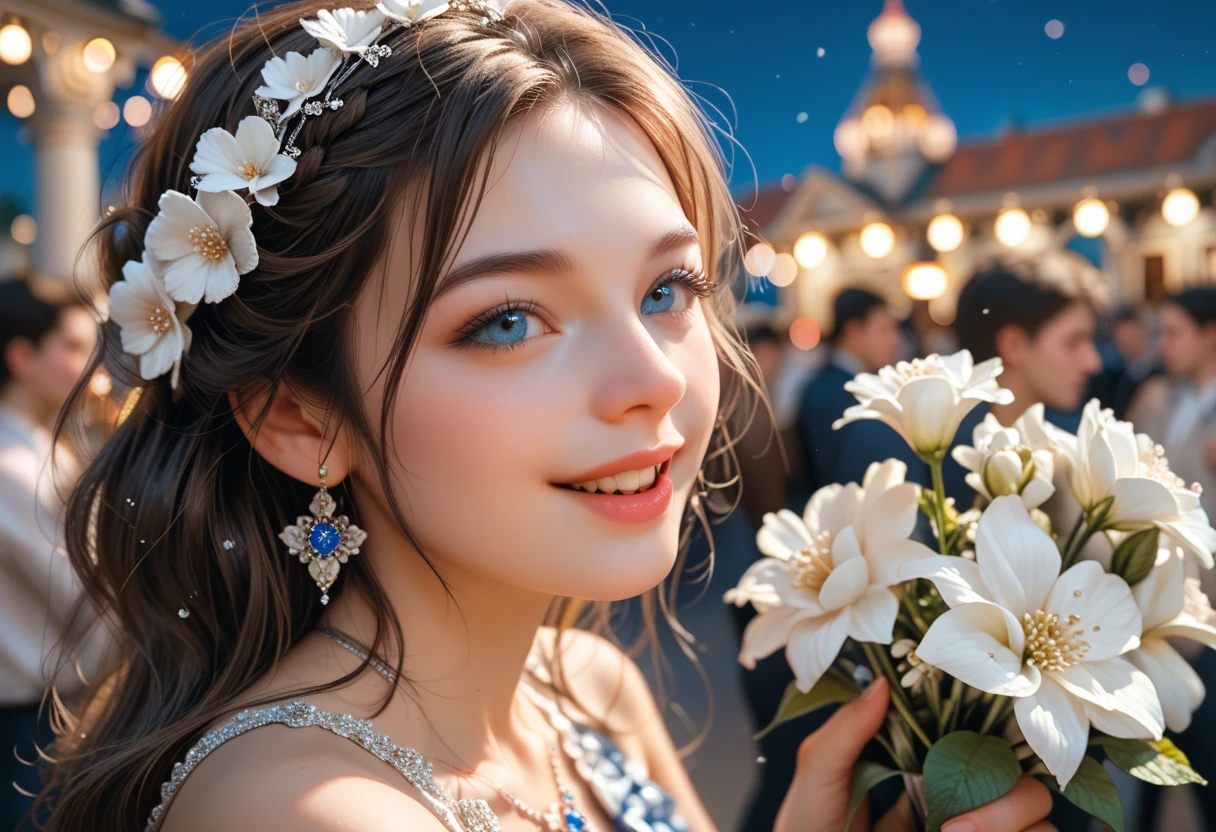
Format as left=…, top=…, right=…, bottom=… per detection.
left=845, top=761, right=902, bottom=830
left=1054, top=756, right=1125, bottom=832
left=1096, top=736, right=1208, bottom=786
left=1110, top=528, right=1159, bottom=586
left=754, top=670, right=860, bottom=740
left=923, top=731, right=1021, bottom=832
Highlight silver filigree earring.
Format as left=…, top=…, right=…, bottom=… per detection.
left=278, top=464, right=367, bottom=605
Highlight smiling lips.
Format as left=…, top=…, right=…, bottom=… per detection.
left=555, top=449, right=678, bottom=523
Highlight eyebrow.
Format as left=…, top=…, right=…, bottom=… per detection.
left=431, top=223, right=701, bottom=300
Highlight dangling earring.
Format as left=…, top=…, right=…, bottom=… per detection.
left=278, top=464, right=367, bottom=606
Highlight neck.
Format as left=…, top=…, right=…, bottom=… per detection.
left=321, top=486, right=553, bottom=766
left=988, top=369, right=1035, bottom=427
left=0, top=384, right=52, bottom=428
left=1193, top=357, right=1216, bottom=388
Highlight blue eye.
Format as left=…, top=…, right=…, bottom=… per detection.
left=641, top=284, right=677, bottom=315
left=471, top=310, right=530, bottom=347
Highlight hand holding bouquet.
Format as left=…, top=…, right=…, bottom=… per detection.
left=727, top=350, right=1216, bottom=831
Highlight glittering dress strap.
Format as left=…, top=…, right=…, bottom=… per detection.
left=144, top=699, right=500, bottom=832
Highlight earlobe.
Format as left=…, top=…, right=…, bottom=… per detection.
left=227, top=383, right=352, bottom=486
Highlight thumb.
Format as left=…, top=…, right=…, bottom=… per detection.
left=796, top=676, right=890, bottom=781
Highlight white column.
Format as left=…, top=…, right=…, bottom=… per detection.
left=28, top=100, right=102, bottom=287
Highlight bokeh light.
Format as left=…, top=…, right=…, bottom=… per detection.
left=927, top=213, right=964, bottom=253
left=93, top=101, right=120, bottom=130
left=7, top=84, right=35, bottom=118
left=1044, top=20, right=1065, bottom=39
left=0, top=22, right=32, bottom=65
left=1128, top=63, right=1150, bottom=86
left=123, top=95, right=152, bottom=127
left=82, top=37, right=116, bottom=73
left=89, top=368, right=113, bottom=397
left=1162, top=188, right=1200, bottom=228
left=768, top=253, right=799, bottom=287
left=793, top=231, right=829, bottom=269
left=901, top=262, right=948, bottom=301
left=10, top=214, right=36, bottom=245
left=995, top=207, right=1031, bottom=247
left=150, top=56, right=188, bottom=99
left=789, top=317, right=821, bottom=351
left=859, top=222, right=895, bottom=259
left=1072, top=197, right=1110, bottom=238
left=743, top=243, right=776, bottom=277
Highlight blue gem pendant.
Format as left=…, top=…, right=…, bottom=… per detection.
left=278, top=466, right=367, bottom=605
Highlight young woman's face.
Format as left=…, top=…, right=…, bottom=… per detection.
left=351, top=103, right=721, bottom=600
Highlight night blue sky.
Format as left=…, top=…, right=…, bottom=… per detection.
left=3, top=0, right=1216, bottom=213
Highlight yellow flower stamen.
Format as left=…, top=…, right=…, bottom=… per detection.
left=1023, top=609, right=1090, bottom=671
left=790, top=531, right=834, bottom=593
left=148, top=306, right=171, bottom=336
left=238, top=161, right=265, bottom=181
left=187, top=225, right=229, bottom=261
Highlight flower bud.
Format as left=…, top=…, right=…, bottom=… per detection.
left=982, top=448, right=1028, bottom=497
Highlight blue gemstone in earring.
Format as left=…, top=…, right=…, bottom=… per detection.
left=310, top=522, right=341, bottom=557
left=564, top=809, right=586, bottom=831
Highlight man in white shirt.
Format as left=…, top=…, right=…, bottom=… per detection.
left=0, top=278, right=103, bottom=829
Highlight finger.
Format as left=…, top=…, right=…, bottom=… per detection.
left=941, top=776, right=1053, bottom=832
left=1020, top=823, right=1056, bottom=832
left=795, top=676, right=890, bottom=783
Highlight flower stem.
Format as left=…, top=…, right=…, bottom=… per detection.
left=929, top=459, right=950, bottom=554
left=863, top=642, right=934, bottom=749
left=978, top=694, right=1011, bottom=736
left=942, top=677, right=964, bottom=733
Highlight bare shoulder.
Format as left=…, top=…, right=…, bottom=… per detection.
left=160, top=719, right=449, bottom=832
left=532, top=626, right=660, bottom=733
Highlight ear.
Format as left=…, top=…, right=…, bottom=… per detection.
left=4, top=337, right=36, bottom=383
left=228, top=383, right=353, bottom=487
left=993, top=324, right=1031, bottom=369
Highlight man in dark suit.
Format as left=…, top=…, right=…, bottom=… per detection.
left=796, top=289, right=920, bottom=498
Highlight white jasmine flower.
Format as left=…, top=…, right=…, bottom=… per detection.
left=190, top=116, right=298, bottom=207
left=891, top=638, right=932, bottom=692
left=1061, top=399, right=1216, bottom=567
left=107, top=256, right=192, bottom=388
left=144, top=190, right=258, bottom=305
left=300, top=8, right=385, bottom=54
left=725, top=459, right=936, bottom=693
left=833, top=349, right=1014, bottom=458
left=376, top=0, right=451, bottom=23
left=953, top=412, right=1055, bottom=508
left=1127, top=548, right=1216, bottom=731
left=903, top=496, right=1164, bottom=789
left=256, top=47, right=342, bottom=120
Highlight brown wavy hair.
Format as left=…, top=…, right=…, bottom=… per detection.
left=39, top=1, right=764, bottom=828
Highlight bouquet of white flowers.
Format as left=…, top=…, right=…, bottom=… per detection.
left=726, top=350, right=1216, bottom=832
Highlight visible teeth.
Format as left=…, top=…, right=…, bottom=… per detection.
left=638, top=465, right=656, bottom=490
left=570, top=464, right=662, bottom=494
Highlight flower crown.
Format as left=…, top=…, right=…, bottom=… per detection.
left=107, top=0, right=508, bottom=390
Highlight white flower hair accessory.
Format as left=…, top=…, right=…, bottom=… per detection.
left=109, top=0, right=509, bottom=390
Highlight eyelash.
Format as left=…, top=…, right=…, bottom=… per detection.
left=452, top=267, right=718, bottom=353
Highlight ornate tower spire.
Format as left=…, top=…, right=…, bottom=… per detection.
left=834, top=0, right=956, bottom=203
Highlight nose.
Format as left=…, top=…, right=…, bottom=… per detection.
left=588, top=318, right=687, bottom=423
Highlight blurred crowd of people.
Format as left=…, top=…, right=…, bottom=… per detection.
left=729, top=257, right=1216, bottom=832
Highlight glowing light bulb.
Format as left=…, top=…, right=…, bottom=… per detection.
left=901, top=262, right=948, bottom=301
left=859, top=222, right=895, bottom=259
left=0, top=22, right=32, bottom=65
left=82, top=37, right=116, bottom=73
left=793, top=231, right=828, bottom=269
left=995, top=208, right=1031, bottom=247
left=927, top=213, right=964, bottom=252
left=744, top=243, right=776, bottom=277
left=1162, top=188, right=1199, bottom=228
left=150, top=56, right=187, bottom=99
left=1072, top=197, right=1110, bottom=238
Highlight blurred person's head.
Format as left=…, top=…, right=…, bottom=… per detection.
left=830, top=287, right=901, bottom=372
left=954, top=255, right=1103, bottom=415
left=1158, top=287, right=1216, bottom=381
left=744, top=323, right=783, bottom=387
left=1110, top=306, right=1149, bottom=363
left=0, top=278, right=96, bottom=422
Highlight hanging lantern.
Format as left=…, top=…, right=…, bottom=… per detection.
left=1072, top=197, right=1110, bottom=238
left=859, top=222, right=895, bottom=259
left=995, top=207, right=1031, bottom=247
left=927, top=213, right=964, bottom=253
left=793, top=231, right=829, bottom=269
left=1162, top=188, right=1200, bottom=228
left=901, top=262, right=948, bottom=301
